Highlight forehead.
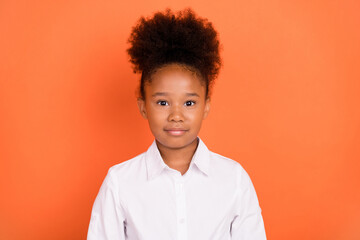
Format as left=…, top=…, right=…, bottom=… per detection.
left=146, top=64, right=205, bottom=94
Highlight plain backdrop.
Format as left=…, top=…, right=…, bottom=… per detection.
left=1, top=0, right=359, bottom=239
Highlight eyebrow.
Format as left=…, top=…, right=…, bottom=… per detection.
left=152, top=92, right=200, bottom=97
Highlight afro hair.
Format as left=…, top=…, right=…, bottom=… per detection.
left=127, top=8, right=222, bottom=98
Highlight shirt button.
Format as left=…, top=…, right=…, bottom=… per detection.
left=179, top=218, right=185, bottom=224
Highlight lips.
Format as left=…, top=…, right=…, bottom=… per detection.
left=164, top=128, right=188, bottom=136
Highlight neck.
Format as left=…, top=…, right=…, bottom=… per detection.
left=156, top=138, right=199, bottom=175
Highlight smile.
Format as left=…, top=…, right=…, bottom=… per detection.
left=164, top=129, right=188, bottom=136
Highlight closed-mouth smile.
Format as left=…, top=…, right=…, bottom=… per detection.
left=164, top=128, right=188, bottom=136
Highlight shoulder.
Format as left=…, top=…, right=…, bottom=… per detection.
left=209, top=151, right=253, bottom=186
left=105, top=152, right=147, bottom=184
left=209, top=151, right=244, bottom=173
left=210, top=151, right=241, bottom=168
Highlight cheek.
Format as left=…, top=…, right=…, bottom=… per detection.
left=147, top=108, right=167, bottom=125
left=188, top=110, right=205, bottom=124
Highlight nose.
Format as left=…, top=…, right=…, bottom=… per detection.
left=168, top=105, right=184, bottom=122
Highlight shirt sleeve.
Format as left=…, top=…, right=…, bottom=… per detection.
left=87, top=169, right=127, bottom=240
left=230, top=166, right=267, bottom=240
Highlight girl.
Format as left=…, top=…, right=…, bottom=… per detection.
left=87, top=8, right=266, bottom=240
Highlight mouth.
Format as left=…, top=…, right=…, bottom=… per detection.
left=164, top=129, right=188, bottom=136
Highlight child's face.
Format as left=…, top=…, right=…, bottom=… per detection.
left=137, top=64, right=210, bottom=151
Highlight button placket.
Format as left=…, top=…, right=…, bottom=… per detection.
left=175, top=178, right=187, bottom=240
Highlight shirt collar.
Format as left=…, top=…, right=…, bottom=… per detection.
left=145, top=137, right=211, bottom=181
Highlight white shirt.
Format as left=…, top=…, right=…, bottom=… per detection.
left=87, top=138, right=266, bottom=240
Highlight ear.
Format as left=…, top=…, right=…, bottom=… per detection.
left=203, top=97, right=211, bottom=119
left=137, top=98, right=148, bottom=119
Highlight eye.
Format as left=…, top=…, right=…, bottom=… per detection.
left=184, top=101, right=196, bottom=107
left=157, top=100, right=168, bottom=106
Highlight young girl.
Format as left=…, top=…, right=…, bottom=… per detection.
left=87, top=8, right=266, bottom=240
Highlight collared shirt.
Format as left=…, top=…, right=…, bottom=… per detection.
left=87, top=138, right=266, bottom=240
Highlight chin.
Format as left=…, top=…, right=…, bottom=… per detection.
left=157, top=137, right=198, bottom=150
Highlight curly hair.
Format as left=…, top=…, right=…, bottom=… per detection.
left=127, top=8, right=222, bottom=98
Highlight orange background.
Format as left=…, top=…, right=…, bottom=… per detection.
left=1, top=0, right=359, bottom=239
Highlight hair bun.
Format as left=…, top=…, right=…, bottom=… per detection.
left=127, top=8, right=222, bottom=89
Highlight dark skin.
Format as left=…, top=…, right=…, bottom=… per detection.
left=137, top=64, right=210, bottom=175
left=156, top=138, right=199, bottom=175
